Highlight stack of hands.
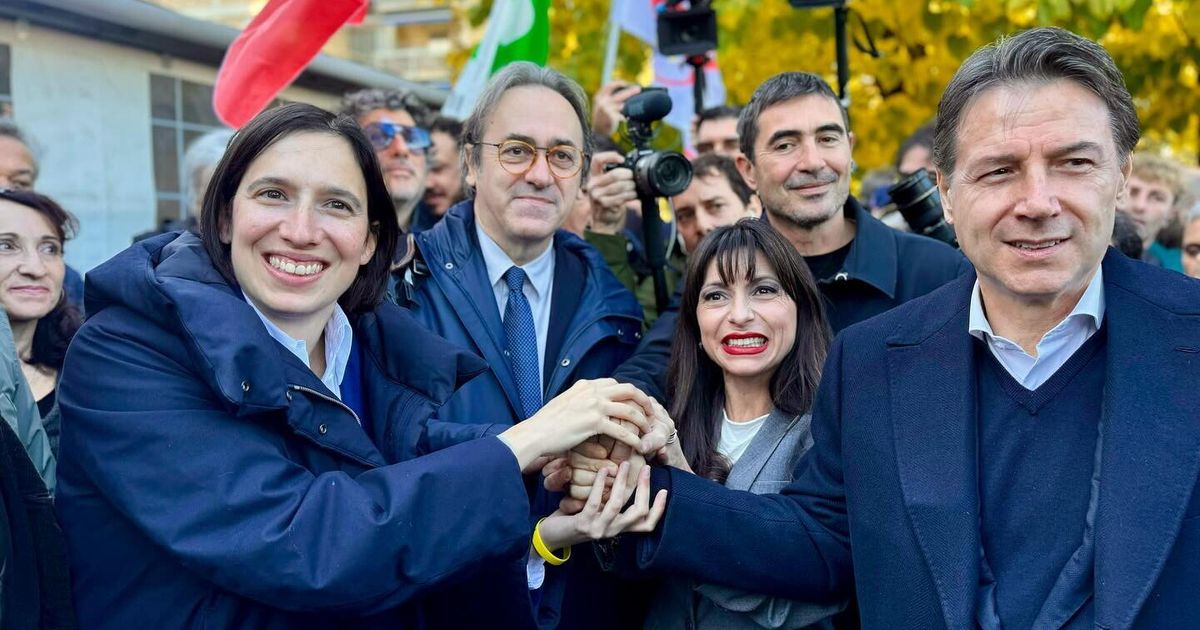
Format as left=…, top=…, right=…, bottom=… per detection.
left=497, top=378, right=692, bottom=552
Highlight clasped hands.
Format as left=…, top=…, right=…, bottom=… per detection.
left=498, top=378, right=684, bottom=551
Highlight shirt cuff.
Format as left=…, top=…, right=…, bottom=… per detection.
left=526, top=548, right=546, bottom=590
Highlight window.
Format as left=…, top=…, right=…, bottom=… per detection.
left=149, top=74, right=223, bottom=224
left=0, top=44, right=12, bottom=117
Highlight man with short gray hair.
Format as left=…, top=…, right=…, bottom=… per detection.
left=392, top=61, right=645, bottom=629
left=610, top=27, right=1200, bottom=628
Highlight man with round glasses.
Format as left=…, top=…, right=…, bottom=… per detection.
left=391, top=62, right=647, bottom=629
left=338, top=88, right=434, bottom=231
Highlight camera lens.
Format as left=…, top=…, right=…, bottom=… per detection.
left=888, top=170, right=958, bottom=248
left=637, top=151, right=693, bottom=197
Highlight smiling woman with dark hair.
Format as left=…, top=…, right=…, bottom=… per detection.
left=54, top=102, right=653, bottom=630
left=644, top=219, right=845, bottom=629
left=0, top=189, right=82, bottom=460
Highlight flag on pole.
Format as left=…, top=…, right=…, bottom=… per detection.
left=618, top=0, right=726, bottom=151
left=213, top=0, right=367, bottom=128
left=442, top=0, right=550, bottom=119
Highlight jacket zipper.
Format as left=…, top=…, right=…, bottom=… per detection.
left=288, top=384, right=363, bottom=427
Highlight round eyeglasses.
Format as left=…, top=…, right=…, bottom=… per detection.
left=475, top=140, right=586, bottom=179
left=363, top=121, right=431, bottom=152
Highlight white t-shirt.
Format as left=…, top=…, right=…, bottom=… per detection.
left=717, top=409, right=770, bottom=465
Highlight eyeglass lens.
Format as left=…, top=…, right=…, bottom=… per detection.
left=494, top=140, right=582, bottom=177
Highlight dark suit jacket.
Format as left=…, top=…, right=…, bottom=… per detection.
left=633, top=249, right=1200, bottom=629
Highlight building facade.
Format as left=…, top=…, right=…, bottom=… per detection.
left=0, top=0, right=444, bottom=273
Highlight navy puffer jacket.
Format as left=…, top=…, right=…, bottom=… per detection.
left=55, top=232, right=537, bottom=629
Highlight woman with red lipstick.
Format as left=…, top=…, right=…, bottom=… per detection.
left=0, top=189, right=82, bottom=461
left=54, top=103, right=655, bottom=630
left=641, top=219, right=844, bottom=629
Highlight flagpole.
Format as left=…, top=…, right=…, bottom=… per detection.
left=600, top=0, right=625, bottom=85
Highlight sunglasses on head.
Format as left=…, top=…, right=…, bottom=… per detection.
left=363, top=121, right=432, bottom=152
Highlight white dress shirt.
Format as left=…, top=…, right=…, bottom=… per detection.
left=968, top=268, right=1105, bottom=390
left=476, top=221, right=556, bottom=389
left=246, top=297, right=354, bottom=402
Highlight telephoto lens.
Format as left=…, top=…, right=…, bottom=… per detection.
left=889, top=170, right=958, bottom=248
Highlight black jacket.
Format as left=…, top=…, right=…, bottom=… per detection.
left=0, top=416, right=74, bottom=629
left=614, top=197, right=969, bottom=402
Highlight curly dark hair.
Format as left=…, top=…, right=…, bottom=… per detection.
left=337, top=88, right=432, bottom=128
left=0, top=189, right=83, bottom=370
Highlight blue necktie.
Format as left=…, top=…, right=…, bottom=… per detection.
left=503, top=267, right=542, bottom=419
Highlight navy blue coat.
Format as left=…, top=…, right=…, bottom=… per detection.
left=55, top=232, right=538, bottom=630
left=630, top=249, right=1200, bottom=629
left=396, top=201, right=644, bottom=454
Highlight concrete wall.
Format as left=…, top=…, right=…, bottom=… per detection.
left=0, top=18, right=337, bottom=273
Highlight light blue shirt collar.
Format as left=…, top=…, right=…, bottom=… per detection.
left=475, top=221, right=555, bottom=388
left=245, top=296, right=354, bottom=400
left=968, top=267, right=1105, bottom=389
left=475, top=222, right=555, bottom=302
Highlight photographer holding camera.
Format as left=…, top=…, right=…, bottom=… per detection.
left=579, top=136, right=687, bottom=327
left=581, top=89, right=696, bottom=325
left=614, top=72, right=970, bottom=403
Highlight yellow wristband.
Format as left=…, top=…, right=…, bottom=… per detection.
left=532, top=518, right=572, bottom=565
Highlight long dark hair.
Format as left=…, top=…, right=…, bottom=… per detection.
left=197, top=102, right=399, bottom=313
left=0, top=189, right=83, bottom=370
left=667, top=219, right=830, bottom=482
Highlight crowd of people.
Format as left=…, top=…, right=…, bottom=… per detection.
left=0, top=25, right=1198, bottom=630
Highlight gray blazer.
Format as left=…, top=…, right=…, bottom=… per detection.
left=643, top=408, right=844, bottom=630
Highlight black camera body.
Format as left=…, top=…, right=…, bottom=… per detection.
left=610, top=88, right=693, bottom=199
left=609, top=88, right=693, bottom=313
left=888, top=170, right=958, bottom=248
left=657, top=5, right=718, bottom=57
left=605, top=148, right=692, bottom=199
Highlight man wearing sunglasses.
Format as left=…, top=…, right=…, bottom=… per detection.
left=338, top=88, right=436, bottom=232
left=391, top=62, right=648, bottom=630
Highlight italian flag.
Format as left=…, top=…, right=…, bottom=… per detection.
left=442, top=0, right=550, bottom=119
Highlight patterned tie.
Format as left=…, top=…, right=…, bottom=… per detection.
left=503, top=266, right=542, bottom=419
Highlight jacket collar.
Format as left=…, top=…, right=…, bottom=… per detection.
left=762, top=196, right=897, bottom=297
left=724, top=408, right=803, bottom=492
left=86, top=231, right=486, bottom=416
left=882, top=248, right=1200, bottom=628
left=837, top=197, right=898, bottom=298
left=883, top=274, right=979, bottom=630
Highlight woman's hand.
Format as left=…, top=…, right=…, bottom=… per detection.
left=644, top=398, right=691, bottom=473
left=537, top=461, right=668, bottom=551
left=564, top=398, right=691, bottom=503
left=499, top=379, right=654, bottom=473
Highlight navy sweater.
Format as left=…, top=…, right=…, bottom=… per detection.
left=975, top=328, right=1106, bottom=629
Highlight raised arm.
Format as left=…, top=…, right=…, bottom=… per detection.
left=58, top=313, right=535, bottom=615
